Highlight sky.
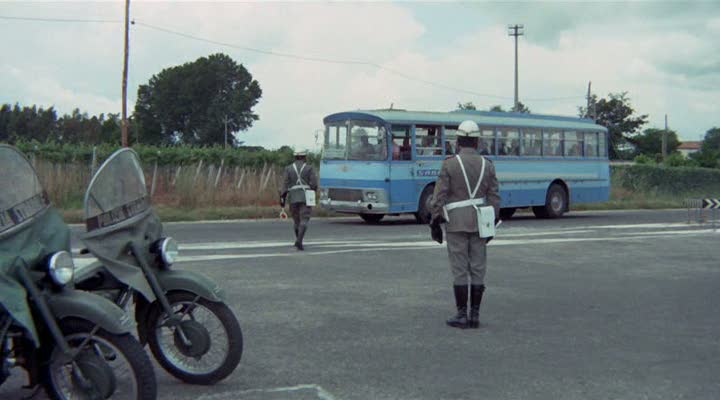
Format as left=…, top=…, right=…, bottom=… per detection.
left=1, top=1, right=719, bottom=150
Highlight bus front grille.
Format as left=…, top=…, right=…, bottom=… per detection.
left=328, top=189, right=363, bottom=202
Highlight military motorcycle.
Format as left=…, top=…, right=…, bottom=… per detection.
left=74, top=148, right=242, bottom=385
left=0, top=144, right=156, bottom=399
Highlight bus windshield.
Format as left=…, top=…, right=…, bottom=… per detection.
left=324, top=121, right=387, bottom=161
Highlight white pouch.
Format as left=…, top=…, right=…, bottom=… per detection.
left=305, top=189, right=316, bottom=207
left=475, top=205, right=496, bottom=238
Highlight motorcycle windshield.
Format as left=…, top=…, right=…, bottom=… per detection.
left=0, top=145, right=47, bottom=234
left=81, top=148, right=159, bottom=302
left=0, top=145, right=71, bottom=345
left=84, top=148, right=149, bottom=231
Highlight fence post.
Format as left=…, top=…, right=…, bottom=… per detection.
left=214, top=159, right=225, bottom=188
left=193, top=159, right=204, bottom=184
left=90, top=146, right=98, bottom=175
left=237, top=169, right=246, bottom=190
left=172, top=165, right=182, bottom=187
left=261, top=168, right=274, bottom=191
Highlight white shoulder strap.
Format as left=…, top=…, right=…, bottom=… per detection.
left=456, top=155, right=486, bottom=199
left=292, top=162, right=307, bottom=186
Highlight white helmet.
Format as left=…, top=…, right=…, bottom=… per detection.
left=457, top=120, right=480, bottom=137
left=294, top=149, right=308, bottom=157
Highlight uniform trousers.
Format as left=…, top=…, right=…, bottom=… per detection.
left=446, top=231, right=487, bottom=285
left=290, top=203, right=312, bottom=232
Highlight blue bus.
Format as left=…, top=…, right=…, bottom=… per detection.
left=318, top=109, right=609, bottom=223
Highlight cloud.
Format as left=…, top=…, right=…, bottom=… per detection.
left=0, top=1, right=718, bottom=148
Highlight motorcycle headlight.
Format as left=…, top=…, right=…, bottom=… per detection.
left=48, top=251, right=74, bottom=286
left=153, top=237, right=179, bottom=267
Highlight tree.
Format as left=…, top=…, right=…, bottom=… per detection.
left=488, top=105, right=505, bottom=112
left=457, top=102, right=477, bottom=110
left=134, top=53, right=262, bottom=146
left=511, top=101, right=530, bottom=113
left=633, top=128, right=680, bottom=157
left=701, top=127, right=720, bottom=152
left=579, top=92, right=648, bottom=159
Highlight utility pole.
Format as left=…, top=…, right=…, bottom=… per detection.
left=223, top=115, right=230, bottom=148
left=662, top=114, right=668, bottom=161
left=508, top=24, right=524, bottom=111
left=121, top=0, right=130, bottom=147
left=586, top=81, right=592, bottom=119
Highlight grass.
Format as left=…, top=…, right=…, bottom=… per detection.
left=61, top=206, right=340, bottom=224
left=41, top=159, right=712, bottom=222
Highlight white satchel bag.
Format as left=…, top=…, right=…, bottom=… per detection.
left=475, top=204, right=495, bottom=238
left=305, top=189, right=316, bottom=207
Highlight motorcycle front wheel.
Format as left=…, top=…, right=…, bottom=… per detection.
left=146, top=291, right=243, bottom=385
left=44, top=319, right=157, bottom=400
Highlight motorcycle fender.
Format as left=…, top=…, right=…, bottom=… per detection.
left=155, top=269, right=225, bottom=302
left=47, top=290, right=135, bottom=335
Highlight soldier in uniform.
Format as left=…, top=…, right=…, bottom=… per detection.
left=430, top=120, right=501, bottom=329
left=280, top=150, right=318, bottom=251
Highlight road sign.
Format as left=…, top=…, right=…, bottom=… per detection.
left=702, top=198, right=720, bottom=209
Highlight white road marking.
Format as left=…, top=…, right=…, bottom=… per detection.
left=197, top=384, right=337, bottom=400
left=71, top=228, right=711, bottom=269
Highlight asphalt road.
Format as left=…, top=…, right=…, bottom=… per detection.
left=2, top=209, right=719, bottom=400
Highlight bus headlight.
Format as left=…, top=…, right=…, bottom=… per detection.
left=320, top=188, right=329, bottom=200
left=365, top=191, right=378, bottom=202
left=152, top=237, right=179, bottom=267
left=48, top=251, right=74, bottom=286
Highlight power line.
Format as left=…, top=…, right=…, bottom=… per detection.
left=0, top=15, right=121, bottom=23
left=0, top=14, right=585, bottom=103
left=135, top=21, right=513, bottom=100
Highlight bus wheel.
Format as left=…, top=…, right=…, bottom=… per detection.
left=360, top=214, right=384, bottom=224
left=533, top=184, right=567, bottom=219
left=414, top=186, right=434, bottom=224
left=499, top=208, right=516, bottom=220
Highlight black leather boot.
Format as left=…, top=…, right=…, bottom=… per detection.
left=295, top=225, right=306, bottom=251
left=468, top=284, right=485, bottom=329
left=446, top=285, right=468, bottom=328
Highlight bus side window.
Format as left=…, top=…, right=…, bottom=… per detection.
left=585, top=132, right=598, bottom=157
left=521, top=129, right=542, bottom=156
left=564, top=131, right=583, bottom=157
left=543, top=130, right=562, bottom=156
left=392, top=126, right=412, bottom=160
left=498, top=128, right=519, bottom=156
left=598, top=132, right=608, bottom=157
left=479, top=128, right=496, bottom=155
left=415, top=126, right=443, bottom=157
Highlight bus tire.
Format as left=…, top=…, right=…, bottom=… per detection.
left=499, top=208, right=516, bottom=220
left=414, top=186, right=434, bottom=224
left=360, top=214, right=384, bottom=224
left=533, top=184, right=567, bottom=219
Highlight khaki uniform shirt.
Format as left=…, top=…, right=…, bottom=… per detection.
left=281, top=161, right=318, bottom=205
left=430, top=147, right=501, bottom=233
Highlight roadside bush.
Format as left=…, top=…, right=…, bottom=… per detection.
left=612, top=164, right=720, bottom=198
left=633, top=154, right=655, bottom=165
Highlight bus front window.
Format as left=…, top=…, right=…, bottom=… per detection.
left=348, top=123, right=387, bottom=161
left=323, top=124, right=348, bottom=159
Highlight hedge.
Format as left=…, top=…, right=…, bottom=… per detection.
left=12, top=141, right=319, bottom=168
left=611, top=164, right=720, bottom=197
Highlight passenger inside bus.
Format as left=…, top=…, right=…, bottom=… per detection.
left=392, top=135, right=412, bottom=160
left=478, top=139, right=492, bottom=155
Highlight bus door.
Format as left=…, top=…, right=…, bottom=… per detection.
left=388, top=125, right=414, bottom=212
